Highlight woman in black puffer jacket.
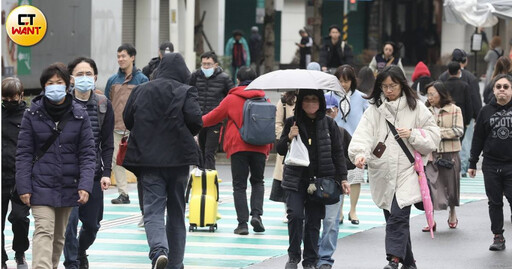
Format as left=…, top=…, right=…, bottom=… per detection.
left=276, top=89, right=350, bottom=269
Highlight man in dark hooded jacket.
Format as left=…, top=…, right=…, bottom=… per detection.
left=122, top=53, right=202, bottom=269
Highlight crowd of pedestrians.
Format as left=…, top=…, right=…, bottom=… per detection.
left=1, top=26, right=512, bottom=269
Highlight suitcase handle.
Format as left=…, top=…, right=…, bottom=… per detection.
left=185, top=175, right=193, bottom=203
left=215, top=175, right=219, bottom=202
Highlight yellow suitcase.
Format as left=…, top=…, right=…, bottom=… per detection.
left=186, top=168, right=221, bottom=232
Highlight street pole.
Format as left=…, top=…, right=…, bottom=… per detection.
left=343, top=0, right=348, bottom=42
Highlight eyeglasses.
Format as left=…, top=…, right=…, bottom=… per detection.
left=495, top=84, right=511, bottom=90
left=426, top=92, right=438, bottom=97
left=381, top=83, right=399, bottom=91
left=201, top=62, right=215, bottom=68
left=73, top=72, right=94, bottom=77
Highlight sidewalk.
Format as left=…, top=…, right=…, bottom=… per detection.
left=246, top=198, right=512, bottom=269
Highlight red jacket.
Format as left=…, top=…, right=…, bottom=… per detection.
left=202, top=85, right=272, bottom=158
left=411, top=61, right=431, bottom=82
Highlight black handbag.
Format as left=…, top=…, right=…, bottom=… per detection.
left=311, top=177, right=341, bottom=205
left=435, top=158, right=454, bottom=169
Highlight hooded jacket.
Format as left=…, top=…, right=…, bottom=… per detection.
left=469, top=99, right=512, bottom=168
left=276, top=89, right=348, bottom=192
left=189, top=66, right=234, bottom=115
left=202, top=85, right=272, bottom=158
left=411, top=61, right=430, bottom=82
left=2, top=101, right=27, bottom=187
left=122, top=53, right=203, bottom=176
left=348, top=94, right=440, bottom=210
left=15, top=95, right=96, bottom=207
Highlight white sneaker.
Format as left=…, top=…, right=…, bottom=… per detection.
left=138, top=216, right=145, bottom=228
left=153, top=255, right=168, bottom=269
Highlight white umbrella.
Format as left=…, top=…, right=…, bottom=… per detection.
left=245, top=69, right=344, bottom=93
left=444, top=0, right=512, bottom=27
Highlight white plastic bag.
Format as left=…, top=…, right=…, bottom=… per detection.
left=284, top=134, right=310, bottom=167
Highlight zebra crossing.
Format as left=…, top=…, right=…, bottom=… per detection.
left=3, top=174, right=486, bottom=269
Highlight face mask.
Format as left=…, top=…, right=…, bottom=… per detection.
left=44, top=85, right=67, bottom=102
left=201, top=67, right=214, bottom=78
left=2, top=100, right=20, bottom=111
left=73, top=76, right=95, bottom=93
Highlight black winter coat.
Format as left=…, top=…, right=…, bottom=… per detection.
left=276, top=116, right=348, bottom=192
left=123, top=53, right=203, bottom=176
left=443, top=77, right=474, bottom=126
left=142, top=57, right=160, bottom=80
left=189, top=67, right=234, bottom=115
left=319, top=37, right=354, bottom=68
left=2, top=101, right=27, bottom=187
left=439, top=69, right=482, bottom=119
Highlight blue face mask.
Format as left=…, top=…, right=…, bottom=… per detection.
left=73, top=76, right=95, bottom=93
left=44, top=84, right=67, bottom=102
left=201, top=67, right=214, bottom=78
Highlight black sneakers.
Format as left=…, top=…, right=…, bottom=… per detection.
left=78, top=255, right=89, bottom=269
left=153, top=255, right=168, bottom=269
left=15, top=253, right=28, bottom=269
left=489, top=234, right=506, bottom=251
left=284, top=258, right=300, bottom=269
left=111, top=194, right=130, bottom=204
left=250, top=216, right=265, bottom=232
left=234, top=223, right=249, bottom=235
left=383, top=260, right=399, bottom=269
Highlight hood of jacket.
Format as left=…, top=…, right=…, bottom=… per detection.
left=490, top=97, right=512, bottom=109
left=229, top=85, right=266, bottom=99
left=295, top=89, right=326, bottom=122
left=154, top=53, right=191, bottom=83
left=412, top=61, right=430, bottom=82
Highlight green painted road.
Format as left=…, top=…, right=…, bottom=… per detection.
left=3, top=174, right=486, bottom=269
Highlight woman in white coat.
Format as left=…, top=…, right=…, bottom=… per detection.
left=348, top=66, right=440, bottom=269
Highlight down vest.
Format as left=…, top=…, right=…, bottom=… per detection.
left=348, top=94, right=440, bottom=211
left=189, top=67, right=234, bottom=115
left=15, top=95, right=96, bottom=207
left=276, top=116, right=347, bottom=192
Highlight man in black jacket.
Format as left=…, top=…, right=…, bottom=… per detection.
left=189, top=51, right=234, bottom=169
left=443, top=61, right=473, bottom=135
left=123, top=53, right=202, bottom=269
left=439, top=48, right=483, bottom=176
left=319, top=25, right=354, bottom=74
left=1, top=77, right=30, bottom=269
left=142, top=41, right=174, bottom=80
left=468, top=74, right=512, bottom=252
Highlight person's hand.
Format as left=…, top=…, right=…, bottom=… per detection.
left=468, top=169, right=477, bottom=178
left=341, top=181, right=350, bottom=195
left=322, top=66, right=328, bottom=72
left=100, top=177, right=111, bottom=191
left=20, top=193, right=31, bottom=206
left=355, top=156, right=366, bottom=169
left=288, top=122, right=299, bottom=140
left=396, top=128, right=412, bottom=139
left=77, top=190, right=89, bottom=205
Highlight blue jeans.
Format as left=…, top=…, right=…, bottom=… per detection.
left=460, top=119, right=474, bottom=173
left=317, top=195, right=342, bottom=267
left=141, top=166, right=188, bottom=269
left=64, top=180, right=103, bottom=268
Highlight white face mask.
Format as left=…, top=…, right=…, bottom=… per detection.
left=201, top=67, right=214, bottom=78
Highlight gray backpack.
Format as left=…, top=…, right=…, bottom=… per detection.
left=234, top=97, right=276, bottom=145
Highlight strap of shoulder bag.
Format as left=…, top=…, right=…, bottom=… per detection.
left=385, top=119, right=415, bottom=164
left=33, top=113, right=73, bottom=164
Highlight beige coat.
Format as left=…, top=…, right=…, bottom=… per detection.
left=348, top=95, right=440, bottom=211
left=428, top=103, right=463, bottom=153
left=273, top=98, right=296, bottom=181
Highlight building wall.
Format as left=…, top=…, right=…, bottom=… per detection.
left=200, top=0, right=224, bottom=55
left=91, top=0, right=123, bottom=90
left=280, top=0, right=305, bottom=64
left=135, top=0, right=160, bottom=73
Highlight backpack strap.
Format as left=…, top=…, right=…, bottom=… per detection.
left=96, top=94, right=108, bottom=131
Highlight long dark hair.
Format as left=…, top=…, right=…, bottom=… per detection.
left=424, top=81, right=452, bottom=108
left=366, top=65, right=418, bottom=109
left=334, top=64, right=357, bottom=93
left=491, top=56, right=511, bottom=79
left=357, top=66, right=375, bottom=95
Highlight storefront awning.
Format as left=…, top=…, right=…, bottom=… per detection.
left=444, top=0, right=512, bottom=27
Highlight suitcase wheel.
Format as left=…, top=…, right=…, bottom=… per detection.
left=209, top=226, right=215, bottom=232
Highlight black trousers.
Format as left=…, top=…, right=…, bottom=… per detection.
left=383, top=196, right=415, bottom=266
left=1, top=185, right=30, bottom=263
left=230, top=151, right=266, bottom=224
left=285, top=182, right=325, bottom=266
left=198, top=124, right=222, bottom=170
left=482, top=159, right=512, bottom=235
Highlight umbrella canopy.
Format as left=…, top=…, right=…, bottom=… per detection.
left=245, top=69, right=344, bottom=93
left=414, top=151, right=435, bottom=239
left=444, top=0, right=512, bottom=27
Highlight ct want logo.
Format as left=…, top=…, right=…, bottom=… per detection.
left=5, top=5, right=47, bottom=46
